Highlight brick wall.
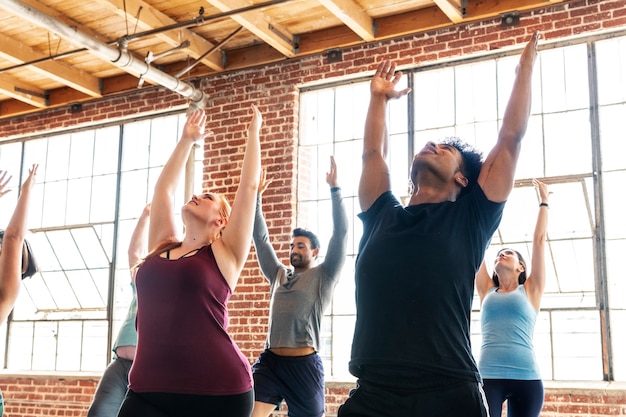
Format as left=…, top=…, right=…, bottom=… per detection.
left=0, top=376, right=625, bottom=416
left=1, top=1, right=626, bottom=416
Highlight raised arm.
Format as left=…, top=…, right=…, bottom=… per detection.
left=478, top=31, right=540, bottom=202
left=216, top=104, right=262, bottom=288
left=128, top=204, right=151, bottom=283
left=475, top=259, right=495, bottom=303
left=525, top=179, right=549, bottom=310
left=0, top=164, right=38, bottom=323
left=359, top=61, right=411, bottom=211
left=321, top=156, right=349, bottom=278
left=149, top=110, right=209, bottom=250
left=252, top=169, right=283, bottom=283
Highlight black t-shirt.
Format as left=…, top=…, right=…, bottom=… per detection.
left=350, top=186, right=504, bottom=390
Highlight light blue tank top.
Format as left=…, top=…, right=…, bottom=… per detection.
left=479, top=285, right=541, bottom=380
left=113, top=282, right=138, bottom=356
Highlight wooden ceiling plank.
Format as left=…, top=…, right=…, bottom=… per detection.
left=464, top=0, right=564, bottom=20
left=0, top=75, right=47, bottom=108
left=103, top=0, right=224, bottom=71
left=204, top=0, right=296, bottom=57
left=318, top=0, right=375, bottom=41
left=375, top=7, right=453, bottom=39
left=0, top=32, right=101, bottom=98
left=13, top=0, right=112, bottom=43
left=432, top=0, right=465, bottom=23
left=223, top=43, right=286, bottom=71
left=0, top=99, right=40, bottom=118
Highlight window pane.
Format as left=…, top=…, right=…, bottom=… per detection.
left=544, top=110, right=592, bottom=176
left=148, top=115, right=180, bottom=167
left=455, top=60, right=497, bottom=124
left=388, top=133, right=409, bottom=198
left=596, top=37, right=626, bottom=106
left=31, top=322, right=58, bottom=370
left=42, top=180, right=67, bottom=227
left=7, top=322, right=34, bottom=370
left=333, top=140, right=362, bottom=198
left=119, top=169, right=150, bottom=221
left=534, top=312, right=553, bottom=380
left=72, top=227, right=111, bottom=268
left=551, top=311, right=603, bottom=380
left=67, top=270, right=106, bottom=309
left=599, top=104, right=626, bottom=172
left=68, top=130, right=95, bottom=179
left=45, top=134, right=70, bottom=181
left=56, top=321, right=83, bottom=371
left=90, top=174, right=117, bottom=223
left=81, top=321, right=108, bottom=371
left=413, top=67, right=455, bottom=129
left=513, top=114, right=545, bottom=179
left=93, top=126, right=120, bottom=175
left=329, top=314, right=355, bottom=379
left=66, top=177, right=92, bottom=224
left=300, top=89, right=335, bottom=146
left=0, top=142, right=23, bottom=185
left=44, top=272, right=80, bottom=310
left=606, top=240, right=626, bottom=309
left=335, top=83, right=369, bottom=139
left=602, top=171, right=626, bottom=240
left=610, top=310, right=626, bottom=380
left=331, top=259, right=356, bottom=316
left=121, top=120, right=151, bottom=171
left=540, top=44, right=589, bottom=112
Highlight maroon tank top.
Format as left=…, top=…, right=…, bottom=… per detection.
left=129, top=245, right=252, bottom=395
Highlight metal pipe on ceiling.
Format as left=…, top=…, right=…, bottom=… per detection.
left=0, top=0, right=206, bottom=110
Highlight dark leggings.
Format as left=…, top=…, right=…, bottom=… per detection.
left=116, top=389, right=254, bottom=417
left=482, top=379, right=544, bottom=417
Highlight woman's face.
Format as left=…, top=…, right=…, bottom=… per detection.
left=494, top=248, right=525, bottom=277
left=183, top=193, right=228, bottom=226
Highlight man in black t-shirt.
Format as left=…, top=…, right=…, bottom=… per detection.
left=338, top=31, right=541, bottom=417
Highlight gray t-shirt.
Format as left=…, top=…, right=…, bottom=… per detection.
left=252, top=188, right=348, bottom=351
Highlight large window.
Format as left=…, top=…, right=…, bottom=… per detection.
left=0, top=112, right=197, bottom=371
left=300, top=32, right=626, bottom=381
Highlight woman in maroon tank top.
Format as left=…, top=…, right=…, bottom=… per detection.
left=117, top=105, right=262, bottom=417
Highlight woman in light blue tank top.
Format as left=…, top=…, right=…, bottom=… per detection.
left=475, top=179, right=550, bottom=417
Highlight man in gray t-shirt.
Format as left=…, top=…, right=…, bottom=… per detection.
left=251, top=156, right=348, bottom=417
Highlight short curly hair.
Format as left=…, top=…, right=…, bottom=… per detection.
left=410, top=137, right=483, bottom=197
left=292, top=228, right=320, bottom=250
left=441, top=137, right=483, bottom=196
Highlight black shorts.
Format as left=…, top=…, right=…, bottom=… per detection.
left=337, top=379, right=489, bottom=417
left=252, top=349, right=325, bottom=417
left=117, top=389, right=253, bottom=417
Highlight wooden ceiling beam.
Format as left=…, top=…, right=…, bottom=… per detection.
left=0, top=32, right=101, bottom=98
left=432, top=0, right=465, bottom=23
left=0, top=75, right=47, bottom=108
left=318, top=0, right=375, bottom=41
left=463, top=0, right=565, bottom=20
left=204, top=0, right=296, bottom=57
left=103, top=0, right=224, bottom=71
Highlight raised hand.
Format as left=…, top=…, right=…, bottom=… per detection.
left=326, top=155, right=338, bottom=188
left=533, top=178, right=549, bottom=203
left=258, top=169, right=273, bottom=195
left=248, top=104, right=263, bottom=136
left=181, top=110, right=212, bottom=143
left=371, top=60, right=412, bottom=100
left=22, top=164, right=38, bottom=191
left=0, top=170, right=12, bottom=198
left=518, top=31, right=541, bottom=72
